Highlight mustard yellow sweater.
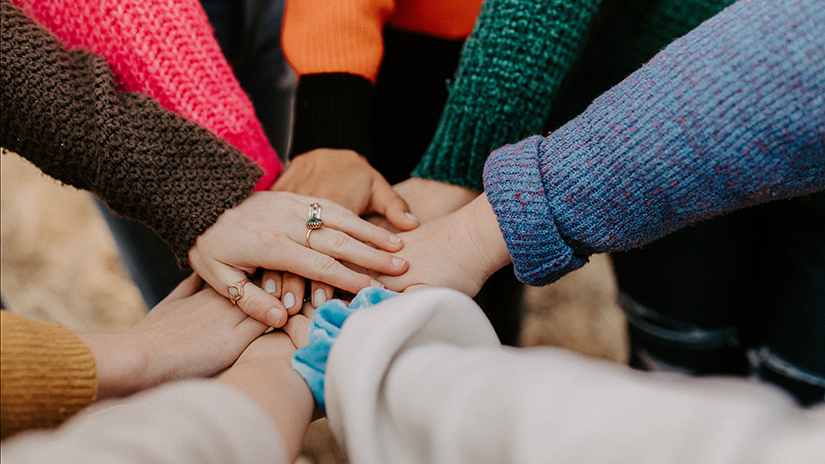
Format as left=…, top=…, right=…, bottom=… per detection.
left=0, top=311, right=97, bottom=440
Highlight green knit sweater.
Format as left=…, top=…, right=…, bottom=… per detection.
left=413, top=0, right=735, bottom=191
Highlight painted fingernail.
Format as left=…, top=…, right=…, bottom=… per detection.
left=266, top=308, right=282, bottom=327
left=283, top=292, right=296, bottom=309
left=314, top=289, right=327, bottom=306
left=264, top=279, right=277, bottom=294
left=405, top=212, right=419, bottom=222
left=389, top=234, right=401, bottom=244
left=370, top=279, right=385, bottom=288
left=392, top=257, right=406, bottom=267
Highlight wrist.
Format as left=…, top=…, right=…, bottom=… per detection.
left=463, top=194, right=512, bottom=281
left=77, top=332, right=150, bottom=400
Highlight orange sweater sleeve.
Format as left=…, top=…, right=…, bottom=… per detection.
left=0, top=311, right=97, bottom=440
left=282, top=0, right=481, bottom=82
left=282, top=0, right=394, bottom=82
left=283, top=0, right=482, bottom=159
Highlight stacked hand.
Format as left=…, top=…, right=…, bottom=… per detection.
left=188, top=190, right=410, bottom=327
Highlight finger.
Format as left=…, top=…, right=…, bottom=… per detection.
left=310, top=281, right=334, bottom=308
left=308, top=227, right=409, bottom=276
left=371, top=181, right=419, bottom=231
left=319, top=203, right=405, bottom=252
left=281, top=271, right=305, bottom=316
left=157, top=272, right=201, bottom=304
left=284, top=244, right=385, bottom=295
left=282, top=313, right=312, bottom=349
left=218, top=269, right=287, bottom=328
left=261, top=270, right=283, bottom=299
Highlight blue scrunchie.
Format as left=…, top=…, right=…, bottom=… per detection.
left=291, top=287, right=398, bottom=412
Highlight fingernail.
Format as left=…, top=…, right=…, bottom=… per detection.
left=370, top=279, right=385, bottom=288
left=392, top=257, right=406, bottom=267
left=389, top=234, right=401, bottom=244
left=264, top=279, right=277, bottom=294
left=266, top=308, right=282, bottom=327
left=405, top=212, right=419, bottom=222
left=314, top=289, right=327, bottom=306
left=283, top=292, right=295, bottom=309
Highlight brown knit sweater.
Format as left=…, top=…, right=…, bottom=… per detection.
left=0, top=0, right=263, bottom=266
left=0, top=311, right=97, bottom=440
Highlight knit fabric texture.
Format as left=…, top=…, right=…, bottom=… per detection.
left=13, top=0, right=282, bottom=189
left=413, top=0, right=602, bottom=190
left=0, top=311, right=97, bottom=440
left=283, top=0, right=481, bottom=82
left=0, top=0, right=263, bottom=266
left=545, top=0, right=736, bottom=129
left=414, top=0, right=740, bottom=191
left=483, top=0, right=825, bottom=286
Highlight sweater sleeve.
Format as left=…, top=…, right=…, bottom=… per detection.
left=325, top=289, right=825, bottom=464
left=413, top=0, right=602, bottom=191
left=0, top=311, right=97, bottom=440
left=0, top=0, right=263, bottom=267
left=12, top=0, right=282, bottom=190
left=483, top=0, right=825, bottom=285
left=0, top=380, right=288, bottom=464
left=282, top=0, right=482, bottom=159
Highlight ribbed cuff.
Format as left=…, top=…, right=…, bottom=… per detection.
left=0, top=312, right=97, bottom=439
left=290, top=73, right=374, bottom=160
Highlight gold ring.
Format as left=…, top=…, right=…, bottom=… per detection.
left=306, top=228, right=314, bottom=249
left=226, top=278, right=251, bottom=305
left=307, top=203, right=324, bottom=229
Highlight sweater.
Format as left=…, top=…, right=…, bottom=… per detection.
left=282, top=0, right=483, bottom=159
left=414, top=0, right=736, bottom=191
left=0, top=381, right=288, bottom=463
left=0, top=0, right=262, bottom=266
left=483, top=0, right=825, bottom=286
left=13, top=0, right=282, bottom=189
left=0, top=311, right=97, bottom=440
left=324, top=289, right=825, bottom=463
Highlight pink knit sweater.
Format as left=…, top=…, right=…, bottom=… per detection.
left=14, top=0, right=282, bottom=190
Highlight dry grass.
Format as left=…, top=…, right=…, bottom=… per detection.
left=1, top=151, right=627, bottom=463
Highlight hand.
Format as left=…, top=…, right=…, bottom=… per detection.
left=188, top=191, right=409, bottom=326
left=78, top=274, right=268, bottom=400
left=393, top=177, right=480, bottom=224
left=377, top=194, right=512, bottom=296
left=272, top=148, right=419, bottom=231
left=218, top=330, right=314, bottom=461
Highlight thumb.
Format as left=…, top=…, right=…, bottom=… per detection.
left=371, top=181, right=419, bottom=231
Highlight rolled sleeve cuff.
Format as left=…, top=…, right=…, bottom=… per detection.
left=483, top=135, right=588, bottom=286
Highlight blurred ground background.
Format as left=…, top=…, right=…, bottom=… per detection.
left=1, top=152, right=628, bottom=463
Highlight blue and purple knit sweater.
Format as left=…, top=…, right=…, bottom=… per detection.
left=483, top=0, right=825, bottom=286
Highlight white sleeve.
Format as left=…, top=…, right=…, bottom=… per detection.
left=0, top=380, right=289, bottom=464
left=324, top=288, right=825, bottom=464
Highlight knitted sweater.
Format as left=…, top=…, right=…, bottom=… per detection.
left=483, top=0, right=825, bottom=286
left=282, top=0, right=482, bottom=159
left=13, top=0, right=282, bottom=189
left=0, top=0, right=262, bottom=266
left=0, top=311, right=97, bottom=440
left=414, top=0, right=736, bottom=191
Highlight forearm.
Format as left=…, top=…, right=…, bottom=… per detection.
left=217, top=334, right=313, bottom=460
left=0, top=1, right=262, bottom=265
left=413, top=0, right=602, bottom=191
left=75, top=333, right=148, bottom=401
left=484, top=0, right=825, bottom=285
left=15, top=0, right=282, bottom=188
